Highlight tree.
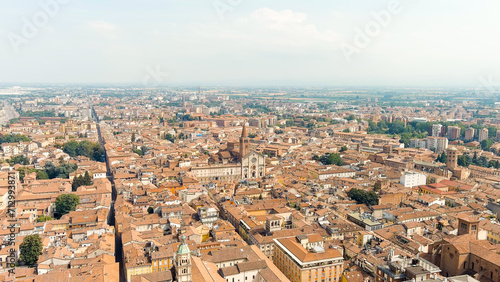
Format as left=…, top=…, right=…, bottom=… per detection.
left=20, top=234, right=43, bottom=266
left=347, top=188, right=379, bottom=206
left=83, top=171, right=92, bottom=184
left=131, top=132, right=136, bottom=143
left=147, top=207, right=154, bottom=214
left=36, top=215, right=53, bottom=222
left=0, top=134, right=31, bottom=145
left=72, top=171, right=93, bottom=190
left=313, top=153, right=343, bottom=166
left=164, top=133, right=175, bottom=143
left=340, top=146, right=348, bottom=152
left=132, top=148, right=143, bottom=156
left=55, top=194, right=80, bottom=219
left=63, top=141, right=105, bottom=162
left=481, top=139, right=493, bottom=150
left=436, top=152, right=447, bottom=163
left=373, top=182, right=382, bottom=192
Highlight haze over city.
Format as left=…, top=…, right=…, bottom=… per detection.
left=2, top=0, right=500, bottom=86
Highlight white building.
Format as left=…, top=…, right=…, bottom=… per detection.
left=426, top=137, right=448, bottom=153
left=431, top=124, right=444, bottom=137
left=479, top=128, right=489, bottom=142
left=409, top=137, right=448, bottom=153
left=400, top=171, right=427, bottom=187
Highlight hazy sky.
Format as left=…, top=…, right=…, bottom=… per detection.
left=1, top=0, right=499, bottom=87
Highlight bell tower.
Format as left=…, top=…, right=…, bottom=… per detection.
left=240, top=123, right=250, bottom=159
left=175, top=235, right=192, bottom=282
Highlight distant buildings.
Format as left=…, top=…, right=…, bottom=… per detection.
left=431, top=124, right=445, bottom=137
left=465, top=128, right=475, bottom=141
left=447, top=126, right=461, bottom=139
left=400, top=171, right=427, bottom=188
left=409, top=137, right=448, bottom=153
left=479, top=128, right=489, bottom=142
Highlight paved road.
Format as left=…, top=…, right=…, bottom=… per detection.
left=0, top=101, right=19, bottom=125
left=93, top=106, right=126, bottom=282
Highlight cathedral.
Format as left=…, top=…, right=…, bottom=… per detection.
left=190, top=125, right=266, bottom=182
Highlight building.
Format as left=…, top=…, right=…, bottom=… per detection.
left=438, top=236, right=500, bottom=281
left=375, top=250, right=440, bottom=282
left=400, top=171, right=427, bottom=188
left=427, top=137, right=449, bottom=153
left=175, top=235, right=192, bottom=282
left=197, top=207, right=219, bottom=227
left=479, top=128, right=489, bottom=142
left=465, top=128, right=475, bottom=141
left=447, top=126, right=461, bottom=140
left=347, top=211, right=384, bottom=231
left=273, top=235, right=344, bottom=282
left=431, top=124, right=445, bottom=137
left=409, top=137, right=448, bottom=153
left=446, top=147, right=458, bottom=170
left=190, top=125, right=266, bottom=182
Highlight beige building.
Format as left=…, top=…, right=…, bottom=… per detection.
left=273, top=235, right=344, bottom=282
left=191, top=125, right=265, bottom=182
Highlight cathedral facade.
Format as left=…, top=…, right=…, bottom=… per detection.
left=191, top=125, right=265, bottom=182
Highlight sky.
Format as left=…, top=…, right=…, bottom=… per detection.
left=1, top=0, right=499, bottom=87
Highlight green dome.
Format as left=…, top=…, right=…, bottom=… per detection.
left=177, top=235, right=190, bottom=255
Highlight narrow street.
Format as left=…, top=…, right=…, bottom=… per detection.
left=93, top=106, right=125, bottom=281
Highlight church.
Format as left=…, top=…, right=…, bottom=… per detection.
left=190, top=125, right=266, bottom=182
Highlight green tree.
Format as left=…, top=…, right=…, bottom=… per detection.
left=0, top=134, right=31, bottom=145
left=72, top=171, right=93, bottom=190
left=313, top=153, right=343, bottom=166
left=7, top=155, right=29, bottom=165
left=347, top=188, right=379, bottom=206
left=63, top=141, right=105, bottom=162
left=131, top=132, right=136, bottom=142
left=132, top=148, right=144, bottom=156
left=20, top=234, right=43, bottom=266
left=373, top=182, right=382, bottom=192
left=55, top=194, right=80, bottom=219
left=164, top=133, right=175, bottom=143
left=36, top=170, right=49, bottom=179
left=340, top=146, right=348, bottom=152
left=481, top=139, right=493, bottom=150
left=36, top=215, right=53, bottom=222
left=62, top=140, right=79, bottom=156
left=147, top=207, right=154, bottom=214
left=83, top=171, right=92, bottom=185
left=436, top=152, right=447, bottom=163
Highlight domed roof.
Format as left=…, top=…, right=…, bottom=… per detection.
left=176, top=235, right=190, bottom=255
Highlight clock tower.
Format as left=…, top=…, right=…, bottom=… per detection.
left=175, top=235, right=192, bottom=282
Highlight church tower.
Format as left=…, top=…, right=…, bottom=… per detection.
left=240, top=124, right=250, bottom=159
left=446, top=146, right=458, bottom=170
left=175, top=235, right=192, bottom=282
